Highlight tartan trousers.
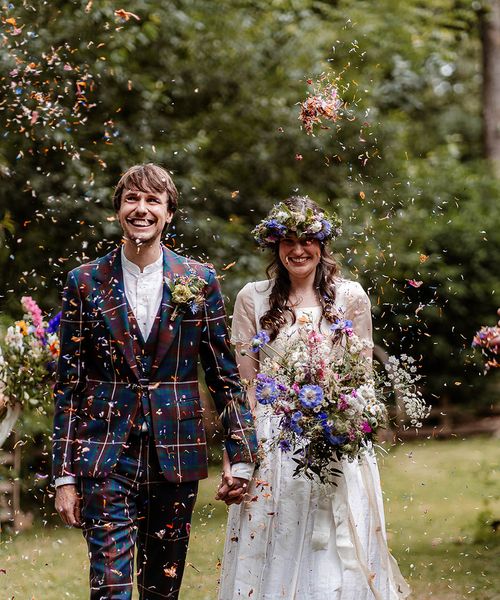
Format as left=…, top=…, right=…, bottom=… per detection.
left=79, top=430, right=198, bottom=600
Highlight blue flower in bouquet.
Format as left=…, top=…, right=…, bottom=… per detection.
left=324, top=431, right=347, bottom=446
left=298, top=384, right=323, bottom=409
left=255, top=373, right=279, bottom=405
left=330, top=318, right=353, bottom=333
left=47, top=311, right=61, bottom=334
left=251, top=330, right=270, bottom=352
left=317, top=411, right=346, bottom=446
left=290, top=411, right=304, bottom=434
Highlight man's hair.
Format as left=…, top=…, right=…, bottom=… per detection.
left=113, top=164, right=179, bottom=213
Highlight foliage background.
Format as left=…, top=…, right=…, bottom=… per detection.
left=0, top=0, right=499, bottom=413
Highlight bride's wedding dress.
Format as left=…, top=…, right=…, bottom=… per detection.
left=218, top=279, right=410, bottom=600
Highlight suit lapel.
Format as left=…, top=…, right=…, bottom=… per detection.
left=150, top=246, right=192, bottom=378
left=92, top=247, right=140, bottom=380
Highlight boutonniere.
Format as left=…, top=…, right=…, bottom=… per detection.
left=167, top=273, right=207, bottom=321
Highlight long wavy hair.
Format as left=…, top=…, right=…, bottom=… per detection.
left=259, top=196, right=340, bottom=341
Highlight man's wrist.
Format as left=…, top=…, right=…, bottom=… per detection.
left=55, top=476, right=77, bottom=488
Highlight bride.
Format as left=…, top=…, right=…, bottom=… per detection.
left=217, top=196, right=410, bottom=600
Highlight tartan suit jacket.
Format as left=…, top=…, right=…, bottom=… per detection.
left=52, top=245, right=257, bottom=483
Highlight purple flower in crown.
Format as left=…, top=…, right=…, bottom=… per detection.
left=255, top=373, right=280, bottom=405
left=316, top=219, right=332, bottom=241
left=250, top=330, right=270, bottom=352
left=266, top=219, right=287, bottom=237
left=298, top=384, right=323, bottom=409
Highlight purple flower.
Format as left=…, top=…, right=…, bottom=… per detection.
left=279, top=439, right=292, bottom=452
left=330, top=318, right=353, bottom=333
left=266, top=219, right=287, bottom=237
left=255, top=373, right=279, bottom=405
left=251, top=330, right=270, bottom=352
left=47, top=311, right=61, bottom=334
left=316, top=219, right=332, bottom=241
left=298, top=384, right=323, bottom=409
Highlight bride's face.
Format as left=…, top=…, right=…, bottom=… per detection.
left=278, top=235, right=321, bottom=280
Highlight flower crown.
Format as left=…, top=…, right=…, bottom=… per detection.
left=252, top=201, right=342, bottom=248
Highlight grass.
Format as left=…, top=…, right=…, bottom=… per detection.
left=2, top=436, right=500, bottom=599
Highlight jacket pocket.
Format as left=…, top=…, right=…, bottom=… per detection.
left=177, top=398, right=203, bottom=421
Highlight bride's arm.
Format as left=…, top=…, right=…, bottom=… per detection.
left=231, top=284, right=259, bottom=410
left=347, top=282, right=374, bottom=365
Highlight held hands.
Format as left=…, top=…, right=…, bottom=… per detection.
left=216, top=451, right=249, bottom=505
left=55, top=484, right=82, bottom=527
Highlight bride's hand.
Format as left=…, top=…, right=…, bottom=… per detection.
left=216, top=450, right=248, bottom=505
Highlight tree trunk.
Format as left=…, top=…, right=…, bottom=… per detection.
left=481, top=0, right=500, bottom=177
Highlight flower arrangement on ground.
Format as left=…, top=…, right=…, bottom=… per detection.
left=0, top=297, right=60, bottom=426
left=249, top=317, right=430, bottom=483
left=472, top=325, right=499, bottom=371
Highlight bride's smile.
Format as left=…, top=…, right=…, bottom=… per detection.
left=279, top=235, right=321, bottom=279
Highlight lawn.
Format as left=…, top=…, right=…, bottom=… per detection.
left=1, top=436, right=500, bottom=599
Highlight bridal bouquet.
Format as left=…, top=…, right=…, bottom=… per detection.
left=0, top=297, right=60, bottom=414
left=249, top=317, right=429, bottom=483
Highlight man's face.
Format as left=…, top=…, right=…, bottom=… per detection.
left=117, top=186, right=173, bottom=246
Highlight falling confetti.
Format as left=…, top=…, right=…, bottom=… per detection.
left=299, top=73, right=344, bottom=135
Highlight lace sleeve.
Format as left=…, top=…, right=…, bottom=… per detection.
left=346, top=282, right=373, bottom=361
left=230, top=283, right=257, bottom=346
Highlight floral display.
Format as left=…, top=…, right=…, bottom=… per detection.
left=247, top=315, right=430, bottom=483
left=167, top=273, right=207, bottom=320
left=298, top=75, right=344, bottom=135
left=0, top=297, right=60, bottom=414
left=472, top=326, right=500, bottom=371
left=251, top=201, right=342, bottom=248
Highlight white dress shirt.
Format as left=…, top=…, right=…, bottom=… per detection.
left=55, top=246, right=253, bottom=486
left=121, top=246, right=163, bottom=340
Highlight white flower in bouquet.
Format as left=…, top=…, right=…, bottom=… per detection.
left=344, top=389, right=366, bottom=416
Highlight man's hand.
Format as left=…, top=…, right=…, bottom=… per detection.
left=215, top=450, right=249, bottom=505
left=55, top=484, right=81, bottom=527
left=216, top=474, right=249, bottom=505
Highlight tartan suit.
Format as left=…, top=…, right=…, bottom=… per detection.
left=52, top=245, right=257, bottom=598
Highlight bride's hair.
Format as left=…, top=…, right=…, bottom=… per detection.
left=259, top=196, right=340, bottom=341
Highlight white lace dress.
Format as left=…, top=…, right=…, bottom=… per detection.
left=218, top=279, right=410, bottom=600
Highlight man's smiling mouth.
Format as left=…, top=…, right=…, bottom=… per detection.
left=127, top=218, right=154, bottom=228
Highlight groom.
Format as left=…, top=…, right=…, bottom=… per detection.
left=52, top=163, right=257, bottom=599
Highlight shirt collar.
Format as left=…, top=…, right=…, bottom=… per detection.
left=121, top=246, right=163, bottom=277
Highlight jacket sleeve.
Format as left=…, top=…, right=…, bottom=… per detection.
left=52, top=270, right=87, bottom=480
left=199, top=268, right=258, bottom=465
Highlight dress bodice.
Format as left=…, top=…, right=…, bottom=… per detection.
left=230, top=278, right=373, bottom=352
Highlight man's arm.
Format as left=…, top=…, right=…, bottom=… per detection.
left=198, top=268, right=258, bottom=467
left=52, top=270, right=87, bottom=526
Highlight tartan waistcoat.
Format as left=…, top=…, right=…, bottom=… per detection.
left=127, top=303, right=161, bottom=435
